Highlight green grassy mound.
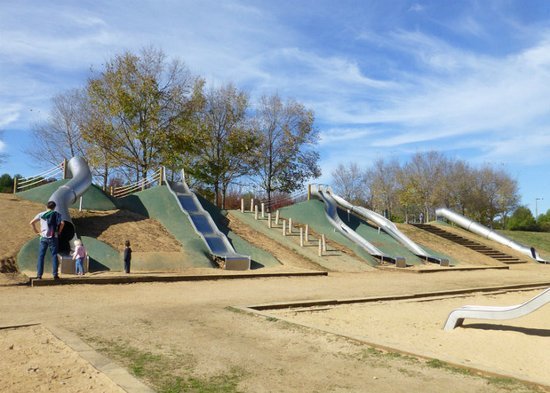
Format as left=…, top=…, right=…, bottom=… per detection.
left=280, top=199, right=449, bottom=266
left=195, top=194, right=280, bottom=269
left=17, top=180, right=117, bottom=211
left=17, top=236, right=120, bottom=274
left=497, top=230, right=550, bottom=259
left=115, top=186, right=213, bottom=268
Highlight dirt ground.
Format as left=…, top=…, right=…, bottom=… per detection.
left=1, top=266, right=550, bottom=392
left=3, top=193, right=550, bottom=392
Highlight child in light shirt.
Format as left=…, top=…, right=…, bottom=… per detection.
left=72, top=239, right=87, bottom=276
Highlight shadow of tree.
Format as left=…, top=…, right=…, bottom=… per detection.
left=73, top=210, right=147, bottom=238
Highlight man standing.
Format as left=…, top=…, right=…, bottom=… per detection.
left=30, top=201, right=65, bottom=279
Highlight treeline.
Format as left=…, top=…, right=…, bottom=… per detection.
left=332, top=151, right=522, bottom=229
left=27, top=47, right=320, bottom=208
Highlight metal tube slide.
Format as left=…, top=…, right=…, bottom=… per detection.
left=164, top=169, right=251, bottom=270
left=310, top=184, right=400, bottom=263
left=48, top=156, right=92, bottom=253
left=436, top=208, right=547, bottom=263
left=444, top=287, right=550, bottom=330
left=329, top=191, right=445, bottom=264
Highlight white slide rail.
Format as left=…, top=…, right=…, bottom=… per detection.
left=444, top=287, right=550, bottom=330
left=436, top=208, right=547, bottom=263
left=164, top=169, right=251, bottom=270
left=310, top=184, right=400, bottom=263
left=15, top=162, right=64, bottom=192
left=329, top=191, right=447, bottom=264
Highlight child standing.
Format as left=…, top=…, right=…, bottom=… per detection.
left=123, top=240, right=132, bottom=274
left=72, top=239, right=87, bottom=276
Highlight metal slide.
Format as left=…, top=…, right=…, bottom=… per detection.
left=165, top=170, right=251, bottom=270
left=436, top=208, right=547, bottom=263
left=48, top=156, right=92, bottom=253
left=328, top=191, right=447, bottom=264
left=310, top=184, right=400, bottom=263
left=444, top=287, right=550, bottom=330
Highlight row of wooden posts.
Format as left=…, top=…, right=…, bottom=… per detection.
left=241, top=198, right=327, bottom=256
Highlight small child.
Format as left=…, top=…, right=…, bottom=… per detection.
left=123, top=240, right=132, bottom=274
left=72, top=239, right=87, bottom=276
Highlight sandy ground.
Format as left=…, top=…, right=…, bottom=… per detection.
left=0, top=325, right=124, bottom=392
left=270, top=288, right=550, bottom=386
left=1, top=266, right=550, bottom=392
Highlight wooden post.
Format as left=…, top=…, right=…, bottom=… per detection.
left=261, top=202, right=265, bottom=219
left=250, top=198, right=254, bottom=212
left=159, top=167, right=164, bottom=185
left=268, top=213, right=272, bottom=228
left=307, top=184, right=311, bottom=200
left=282, top=220, right=286, bottom=236
left=300, top=227, right=304, bottom=247
left=110, top=186, right=114, bottom=196
left=275, top=210, right=280, bottom=225
left=305, top=224, right=309, bottom=243
left=288, top=218, right=293, bottom=234
left=240, top=198, right=244, bottom=213
left=322, top=234, right=326, bottom=253
left=318, top=239, right=322, bottom=256
left=13, top=177, right=17, bottom=194
left=254, top=205, right=258, bottom=220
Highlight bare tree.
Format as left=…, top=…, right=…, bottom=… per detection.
left=366, top=158, right=401, bottom=218
left=331, top=162, right=369, bottom=205
left=26, top=89, right=87, bottom=166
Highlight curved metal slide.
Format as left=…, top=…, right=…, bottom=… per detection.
left=165, top=170, right=251, bottom=270
left=329, top=191, right=447, bottom=264
left=436, top=208, right=547, bottom=263
left=49, top=156, right=92, bottom=253
left=310, top=184, right=401, bottom=264
left=444, top=287, right=550, bottom=330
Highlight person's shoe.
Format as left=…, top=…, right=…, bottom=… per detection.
left=34, top=276, right=42, bottom=280
left=53, top=275, right=60, bottom=280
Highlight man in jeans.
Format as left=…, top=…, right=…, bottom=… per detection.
left=30, top=201, right=65, bottom=279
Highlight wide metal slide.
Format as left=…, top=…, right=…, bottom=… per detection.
left=310, top=184, right=401, bottom=264
left=444, top=287, right=550, bottom=330
left=165, top=170, right=250, bottom=270
left=329, top=192, right=447, bottom=265
left=436, top=208, right=547, bottom=264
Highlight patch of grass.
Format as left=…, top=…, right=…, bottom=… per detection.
left=498, top=230, right=550, bottom=257
left=83, top=336, right=245, bottom=393
left=426, top=358, right=472, bottom=376
left=160, top=368, right=245, bottom=393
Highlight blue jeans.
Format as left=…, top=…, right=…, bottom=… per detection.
left=75, top=258, right=84, bottom=275
left=37, top=237, right=59, bottom=278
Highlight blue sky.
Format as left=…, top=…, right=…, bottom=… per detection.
left=1, top=0, right=549, bottom=214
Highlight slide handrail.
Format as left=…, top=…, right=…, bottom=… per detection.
left=444, top=287, right=550, bottom=330
left=15, top=162, right=64, bottom=191
left=112, top=168, right=162, bottom=198
left=436, top=208, right=547, bottom=263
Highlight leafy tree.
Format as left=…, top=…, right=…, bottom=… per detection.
left=253, top=94, right=320, bottom=208
left=186, top=83, right=259, bottom=208
left=507, top=206, right=539, bottom=231
left=0, top=173, right=13, bottom=193
left=84, top=47, right=198, bottom=182
left=537, top=209, right=550, bottom=232
left=331, top=162, right=368, bottom=205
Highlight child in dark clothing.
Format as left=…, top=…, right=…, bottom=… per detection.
left=123, top=240, right=132, bottom=274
